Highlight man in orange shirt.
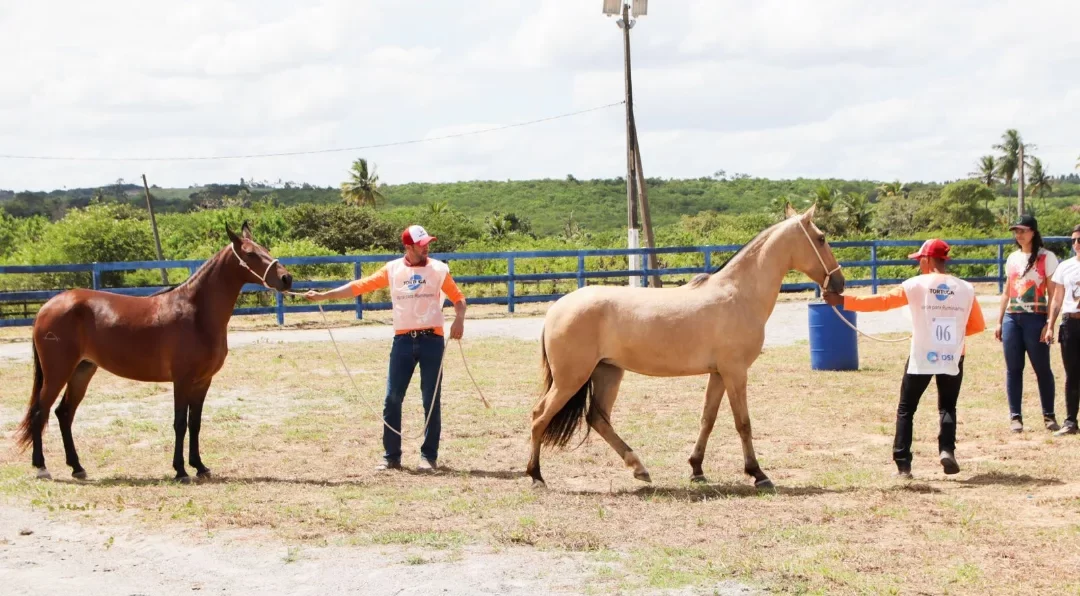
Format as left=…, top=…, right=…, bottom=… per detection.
left=823, top=239, right=986, bottom=479
left=306, top=225, right=466, bottom=472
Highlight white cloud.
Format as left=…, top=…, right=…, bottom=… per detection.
left=0, top=0, right=1078, bottom=192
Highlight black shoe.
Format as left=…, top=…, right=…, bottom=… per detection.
left=1045, top=416, right=1061, bottom=432
left=940, top=450, right=960, bottom=475
left=1053, top=422, right=1079, bottom=437
left=376, top=460, right=402, bottom=471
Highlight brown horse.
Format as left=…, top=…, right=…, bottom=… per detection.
left=16, top=222, right=292, bottom=483
left=527, top=204, right=844, bottom=489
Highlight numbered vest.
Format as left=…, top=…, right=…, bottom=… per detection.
left=387, top=258, right=450, bottom=332
left=901, top=274, right=975, bottom=376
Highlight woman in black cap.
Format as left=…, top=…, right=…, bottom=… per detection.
left=994, top=213, right=1060, bottom=433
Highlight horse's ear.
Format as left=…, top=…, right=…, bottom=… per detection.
left=784, top=202, right=798, bottom=218
left=241, top=220, right=253, bottom=240
left=226, top=223, right=241, bottom=245
left=803, top=203, right=818, bottom=220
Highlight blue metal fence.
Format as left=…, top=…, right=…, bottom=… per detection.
left=0, top=237, right=1072, bottom=327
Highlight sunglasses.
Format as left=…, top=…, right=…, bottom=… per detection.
left=1073, top=237, right=1080, bottom=244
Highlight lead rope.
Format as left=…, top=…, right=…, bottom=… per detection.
left=795, top=221, right=912, bottom=344
left=280, top=290, right=489, bottom=441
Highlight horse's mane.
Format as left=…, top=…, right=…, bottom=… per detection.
left=148, top=247, right=227, bottom=297
left=684, top=218, right=788, bottom=289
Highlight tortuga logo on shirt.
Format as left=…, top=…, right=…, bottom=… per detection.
left=400, top=274, right=428, bottom=292
left=929, top=283, right=955, bottom=301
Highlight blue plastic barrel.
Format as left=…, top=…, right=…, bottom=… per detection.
left=808, top=302, right=859, bottom=371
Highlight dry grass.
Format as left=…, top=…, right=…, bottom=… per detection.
left=2, top=327, right=1079, bottom=595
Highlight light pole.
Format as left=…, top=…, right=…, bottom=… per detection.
left=603, top=0, right=659, bottom=288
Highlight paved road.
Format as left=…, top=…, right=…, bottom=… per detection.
left=0, top=298, right=999, bottom=362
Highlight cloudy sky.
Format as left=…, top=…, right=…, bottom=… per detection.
left=2, top=0, right=1078, bottom=192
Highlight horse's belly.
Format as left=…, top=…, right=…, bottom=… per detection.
left=605, top=349, right=714, bottom=377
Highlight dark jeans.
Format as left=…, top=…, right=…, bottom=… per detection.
left=383, top=332, right=444, bottom=463
left=1060, top=318, right=1080, bottom=425
left=1002, top=312, right=1056, bottom=419
left=894, top=357, right=964, bottom=466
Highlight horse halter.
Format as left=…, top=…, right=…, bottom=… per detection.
left=796, top=219, right=842, bottom=291
left=229, top=243, right=279, bottom=289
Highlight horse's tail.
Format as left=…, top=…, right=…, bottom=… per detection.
left=16, top=342, right=44, bottom=450
left=538, top=328, right=594, bottom=449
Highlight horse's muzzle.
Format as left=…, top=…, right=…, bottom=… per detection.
left=279, top=273, right=294, bottom=291
left=826, top=271, right=845, bottom=294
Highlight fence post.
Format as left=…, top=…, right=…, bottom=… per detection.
left=507, top=256, right=516, bottom=314
left=91, top=264, right=101, bottom=290
left=997, top=242, right=1005, bottom=294
left=275, top=290, right=285, bottom=326
left=870, top=243, right=879, bottom=295
left=703, top=248, right=711, bottom=273
left=354, top=261, right=363, bottom=320
left=577, top=254, right=586, bottom=289
left=640, top=248, right=649, bottom=287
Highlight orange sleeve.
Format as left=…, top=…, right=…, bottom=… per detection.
left=966, top=296, right=986, bottom=335
left=842, top=286, right=908, bottom=312
left=349, top=264, right=390, bottom=296
left=441, top=273, right=465, bottom=304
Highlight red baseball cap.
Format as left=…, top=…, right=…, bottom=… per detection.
left=908, top=238, right=950, bottom=260
left=401, top=224, right=436, bottom=247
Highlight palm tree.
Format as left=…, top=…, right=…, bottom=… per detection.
left=1027, top=157, right=1053, bottom=208
left=992, top=129, right=1035, bottom=190
left=875, top=180, right=907, bottom=199
left=970, top=155, right=999, bottom=188
left=840, top=191, right=872, bottom=233
left=812, top=184, right=839, bottom=211
left=426, top=201, right=449, bottom=215
left=340, top=158, right=385, bottom=207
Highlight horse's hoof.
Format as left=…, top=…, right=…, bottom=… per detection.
left=35, top=468, right=51, bottom=480
left=690, top=474, right=708, bottom=484
left=634, top=470, right=652, bottom=483
left=754, top=478, right=775, bottom=490
left=531, top=479, right=547, bottom=490
left=72, top=470, right=87, bottom=481
left=196, top=469, right=213, bottom=481
left=175, top=475, right=192, bottom=484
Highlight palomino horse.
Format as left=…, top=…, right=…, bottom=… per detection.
left=527, top=204, right=844, bottom=489
left=16, top=222, right=292, bottom=483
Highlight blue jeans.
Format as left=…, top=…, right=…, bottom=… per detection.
left=383, top=332, right=444, bottom=463
left=1002, top=312, right=1056, bottom=419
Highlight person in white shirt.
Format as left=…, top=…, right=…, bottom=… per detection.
left=824, top=239, right=987, bottom=479
left=1045, top=224, right=1080, bottom=436
left=305, top=225, right=467, bottom=470
left=994, top=214, right=1060, bottom=433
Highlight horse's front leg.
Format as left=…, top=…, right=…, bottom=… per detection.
left=688, top=373, right=725, bottom=483
left=187, top=383, right=212, bottom=481
left=724, top=372, right=773, bottom=490
left=172, top=397, right=190, bottom=483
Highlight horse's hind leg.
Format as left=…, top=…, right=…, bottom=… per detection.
left=55, top=361, right=98, bottom=480
left=688, top=373, right=726, bottom=483
left=31, top=352, right=80, bottom=480
left=724, top=371, right=773, bottom=489
left=526, top=372, right=592, bottom=489
left=586, top=363, right=650, bottom=483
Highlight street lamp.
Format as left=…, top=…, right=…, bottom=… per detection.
left=602, top=0, right=658, bottom=288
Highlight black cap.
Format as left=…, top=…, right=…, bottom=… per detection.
left=1009, top=213, right=1038, bottom=231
